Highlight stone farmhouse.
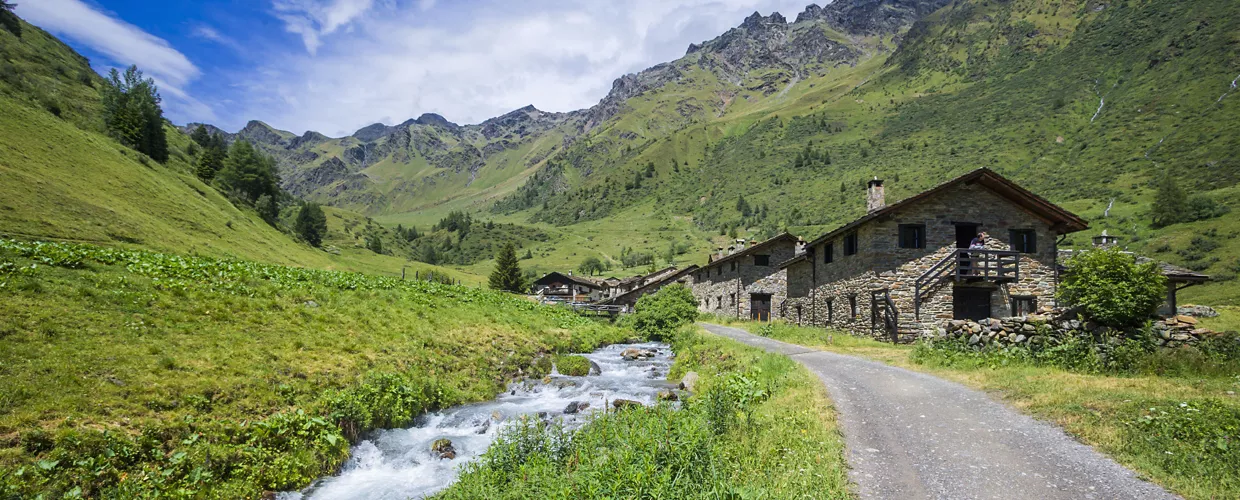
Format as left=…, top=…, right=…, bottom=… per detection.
left=780, top=168, right=1089, bottom=341
left=601, top=266, right=680, bottom=300
left=688, top=233, right=801, bottom=321
left=602, top=265, right=700, bottom=309
left=531, top=272, right=603, bottom=303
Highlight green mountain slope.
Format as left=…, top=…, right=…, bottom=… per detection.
left=0, top=17, right=471, bottom=282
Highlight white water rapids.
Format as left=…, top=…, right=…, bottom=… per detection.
left=278, top=342, right=675, bottom=500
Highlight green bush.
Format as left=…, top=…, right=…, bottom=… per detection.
left=627, top=284, right=699, bottom=340
left=1059, top=247, right=1167, bottom=328
left=553, top=355, right=591, bottom=376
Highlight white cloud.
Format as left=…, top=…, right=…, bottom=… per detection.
left=14, top=0, right=214, bottom=121
left=272, top=0, right=375, bottom=55
left=231, top=0, right=812, bottom=136
left=191, top=24, right=245, bottom=54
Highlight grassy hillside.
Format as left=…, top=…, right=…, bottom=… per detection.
left=0, top=239, right=624, bottom=497
left=0, top=16, right=475, bottom=283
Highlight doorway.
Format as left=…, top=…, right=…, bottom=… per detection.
left=955, top=224, right=980, bottom=249
left=750, top=293, right=772, bottom=322
left=953, top=287, right=992, bottom=321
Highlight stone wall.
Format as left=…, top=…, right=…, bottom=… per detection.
left=940, top=314, right=1228, bottom=349
left=690, top=241, right=796, bottom=320
left=785, top=182, right=1063, bottom=340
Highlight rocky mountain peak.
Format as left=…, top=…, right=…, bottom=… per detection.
left=796, top=0, right=953, bottom=35
left=352, top=123, right=394, bottom=143
left=740, top=11, right=787, bottom=30
left=414, top=113, right=459, bottom=130
left=238, top=120, right=287, bottom=146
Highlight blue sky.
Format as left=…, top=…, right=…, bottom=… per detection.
left=17, top=0, right=817, bottom=136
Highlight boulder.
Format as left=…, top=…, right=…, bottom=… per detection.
left=612, top=399, right=643, bottom=410
left=1175, top=315, right=1199, bottom=325
left=1015, top=335, right=1027, bottom=343
left=621, top=348, right=642, bottom=360
left=431, top=438, right=456, bottom=460
left=968, top=334, right=980, bottom=345
left=1177, top=305, right=1219, bottom=318
left=589, top=361, right=602, bottom=376
left=657, top=389, right=679, bottom=402
left=564, top=401, right=586, bottom=414
left=679, top=372, right=700, bottom=391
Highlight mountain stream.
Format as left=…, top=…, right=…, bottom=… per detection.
left=278, top=342, right=675, bottom=499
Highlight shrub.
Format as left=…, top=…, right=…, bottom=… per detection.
left=552, top=354, right=590, bottom=376
left=628, top=284, right=699, bottom=340
left=1059, top=247, right=1167, bottom=328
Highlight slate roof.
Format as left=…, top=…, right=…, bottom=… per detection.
left=701, top=233, right=800, bottom=271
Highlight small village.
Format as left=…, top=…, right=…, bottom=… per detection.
left=532, top=168, right=1218, bottom=344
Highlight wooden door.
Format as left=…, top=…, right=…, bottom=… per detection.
left=750, top=294, right=772, bottom=322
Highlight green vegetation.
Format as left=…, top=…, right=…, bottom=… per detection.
left=0, top=1, right=19, bottom=38
left=576, top=256, right=607, bottom=276
left=625, top=284, right=699, bottom=340
left=440, top=327, right=850, bottom=499
left=729, top=320, right=1240, bottom=499
left=1059, top=247, right=1167, bottom=328
left=295, top=203, right=328, bottom=247
left=100, top=66, right=167, bottom=163
left=488, top=241, right=525, bottom=293
left=0, top=239, right=630, bottom=497
left=552, top=355, right=591, bottom=377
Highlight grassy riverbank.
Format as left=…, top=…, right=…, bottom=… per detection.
left=439, top=326, right=853, bottom=498
left=0, top=239, right=630, bottom=498
left=727, top=320, right=1240, bottom=500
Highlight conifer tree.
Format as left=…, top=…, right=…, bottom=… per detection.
left=1151, top=170, right=1187, bottom=228
left=1, top=1, right=21, bottom=37
left=294, top=203, right=328, bottom=247
left=101, top=66, right=168, bottom=163
left=489, top=241, right=525, bottom=293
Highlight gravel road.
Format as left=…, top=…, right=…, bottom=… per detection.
left=699, top=322, right=1179, bottom=500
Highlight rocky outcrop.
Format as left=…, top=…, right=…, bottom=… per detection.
left=796, top=0, right=954, bottom=35
left=283, top=157, right=349, bottom=197
left=237, top=120, right=288, bottom=147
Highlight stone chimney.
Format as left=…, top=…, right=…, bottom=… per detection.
left=1092, top=230, right=1120, bottom=248
left=795, top=237, right=806, bottom=255
left=867, top=178, right=885, bottom=213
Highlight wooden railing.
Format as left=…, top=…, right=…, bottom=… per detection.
left=870, top=289, right=899, bottom=343
left=915, top=249, right=1020, bottom=319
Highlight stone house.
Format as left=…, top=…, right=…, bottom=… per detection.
left=602, top=265, right=700, bottom=309
left=601, top=266, right=680, bottom=300
left=531, top=272, right=603, bottom=303
left=689, top=233, right=801, bottom=321
left=781, top=168, right=1089, bottom=341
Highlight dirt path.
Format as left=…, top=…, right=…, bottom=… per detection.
left=699, top=323, right=1178, bottom=500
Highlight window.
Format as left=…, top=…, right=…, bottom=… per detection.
left=827, top=299, right=834, bottom=323
left=1011, top=296, right=1037, bottom=317
left=899, top=224, right=926, bottom=249
left=754, top=254, right=770, bottom=266
left=823, top=243, right=834, bottom=264
left=730, top=293, right=736, bottom=307
left=843, top=232, right=858, bottom=256
left=716, top=296, right=723, bottom=309
left=848, top=295, right=858, bottom=319
left=730, top=261, right=737, bottom=272
left=1010, top=229, right=1037, bottom=254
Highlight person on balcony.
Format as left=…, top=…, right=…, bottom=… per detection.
left=965, top=233, right=988, bottom=276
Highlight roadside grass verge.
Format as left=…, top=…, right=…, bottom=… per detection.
left=0, top=239, right=631, bottom=498
left=438, top=326, right=853, bottom=499
left=724, top=320, right=1240, bottom=500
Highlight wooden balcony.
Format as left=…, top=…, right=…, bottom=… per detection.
left=915, top=249, right=1020, bottom=319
